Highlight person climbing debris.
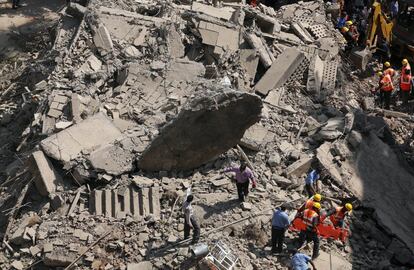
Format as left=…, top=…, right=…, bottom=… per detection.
left=297, top=193, right=322, bottom=214
left=326, top=203, right=352, bottom=228
left=296, top=202, right=321, bottom=259
left=271, top=205, right=290, bottom=254
left=289, top=249, right=318, bottom=270
left=304, top=169, right=320, bottom=198
left=182, top=191, right=200, bottom=244
left=374, top=71, right=394, bottom=109
left=223, top=162, right=257, bottom=202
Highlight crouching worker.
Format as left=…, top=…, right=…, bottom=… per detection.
left=326, top=203, right=352, bottom=228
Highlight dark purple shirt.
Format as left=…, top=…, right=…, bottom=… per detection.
left=223, top=166, right=254, bottom=183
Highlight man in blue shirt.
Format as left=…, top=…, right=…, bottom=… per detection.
left=271, top=205, right=290, bottom=254
left=289, top=249, right=317, bottom=270
left=304, top=169, right=320, bottom=198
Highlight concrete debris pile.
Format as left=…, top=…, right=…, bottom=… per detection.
left=0, top=0, right=413, bottom=269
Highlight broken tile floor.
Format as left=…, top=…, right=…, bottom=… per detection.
left=0, top=0, right=413, bottom=269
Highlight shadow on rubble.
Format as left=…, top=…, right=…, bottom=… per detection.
left=197, top=198, right=239, bottom=220
left=346, top=111, right=414, bottom=268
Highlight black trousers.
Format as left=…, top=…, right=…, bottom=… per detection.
left=271, top=227, right=286, bottom=253
left=236, top=181, right=249, bottom=202
left=305, top=184, right=315, bottom=198
left=380, top=91, right=391, bottom=109
left=297, top=230, right=319, bottom=258
left=402, top=90, right=410, bottom=108
left=184, top=216, right=200, bottom=242
left=12, top=0, right=20, bottom=7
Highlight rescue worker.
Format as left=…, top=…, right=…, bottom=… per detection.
left=271, top=205, right=290, bottom=254
left=383, top=61, right=396, bottom=78
left=182, top=194, right=200, bottom=244
left=326, top=203, right=353, bottom=228
left=400, top=68, right=412, bottom=108
left=297, top=202, right=321, bottom=259
left=341, top=27, right=357, bottom=48
left=345, top=21, right=360, bottom=42
left=402, top=59, right=411, bottom=76
left=376, top=71, right=394, bottom=109
left=223, top=163, right=257, bottom=202
left=297, top=194, right=322, bottom=214
left=304, top=169, right=320, bottom=197
left=289, top=249, right=317, bottom=270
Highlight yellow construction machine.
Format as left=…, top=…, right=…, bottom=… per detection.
left=351, top=0, right=414, bottom=69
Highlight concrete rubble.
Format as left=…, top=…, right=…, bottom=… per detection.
left=0, top=0, right=414, bottom=269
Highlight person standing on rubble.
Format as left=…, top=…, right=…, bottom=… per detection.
left=296, top=202, right=321, bottom=259
left=400, top=68, right=412, bottom=108
left=375, top=71, right=394, bottom=110
left=182, top=194, right=200, bottom=244
left=383, top=61, right=396, bottom=78
left=326, top=203, right=352, bottom=228
left=304, top=168, right=320, bottom=198
left=271, top=205, right=290, bottom=254
left=223, top=162, right=257, bottom=202
left=289, top=249, right=317, bottom=270
left=402, top=59, right=411, bottom=76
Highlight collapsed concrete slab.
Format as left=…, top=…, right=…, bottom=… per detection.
left=240, top=123, right=270, bottom=151
left=166, top=59, right=206, bottom=82
left=291, top=22, right=314, bottom=44
left=30, top=151, right=63, bottom=196
left=239, top=49, right=259, bottom=80
left=306, top=55, right=324, bottom=94
left=244, top=32, right=275, bottom=68
left=316, top=142, right=342, bottom=184
left=313, top=251, right=352, bottom=270
left=197, top=21, right=240, bottom=53
left=345, top=132, right=414, bottom=258
left=138, top=88, right=262, bottom=171
left=40, top=113, right=121, bottom=164
left=192, top=2, right=235, bottom=21
left=285, top=155, right=313, bottom=177
left=255, top=48, right=305, bottom=95
left=88, top=143, right=135, bottom=176
left=92, top=24, right=113, bottom=56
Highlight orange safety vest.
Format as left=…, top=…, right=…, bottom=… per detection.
left=303, top=209, right=319, bottom=230
left=329, top=207, right=346, bottom=225
left=305, top=199, right=314, bottom=209
left=402, top=63, right=411, bottom=76
left=400, top=73, right=412, bottom=91
left=384, top=68, right=396, bottom=77
left=380, top=74, right=394, bottom=92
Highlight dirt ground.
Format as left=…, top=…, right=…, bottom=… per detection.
left=0, top=0, right=65, bottom=58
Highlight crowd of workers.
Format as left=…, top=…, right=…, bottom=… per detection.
left=181, top=162, right=353, bottom=270
left=374, top=59, right=412, bottom=110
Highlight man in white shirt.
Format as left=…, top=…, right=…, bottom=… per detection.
left=182, top=194, right=200, bottom=244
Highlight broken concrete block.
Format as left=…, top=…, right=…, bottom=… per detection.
left=138, top=87, right=262, bottom=171
left=313, top=117, right=345, bottom=141
left=239, top=49, right=259, bottom=80
left=44, top=252, right=76, bottom=267
left=240, top=123, right=269, bottom=151
left=313, top=251, right=352, bottom=269
left=168, top=27, right=185, bottom=58
left=285, top=156, right=313, bottom=177
left=350, top=48, right=372, bottom=71
left=88, top=143, right=135, bottom=176
left=272, top=175, right=292, bottom=188
left=124, top=46, right=141, bottom=58
left=241, top=202, right=252, bottom=211
left=166, top=59, right=206, bottom=82
left=66, top=2, right=86, bottom=18
left=244, top=8, right=281, bottom=34
left=11, top=260, right=24, bottom=270
left=316, top=142, right=342, bottom=184
left=197, top=21, right=240, bottom=53
left=30, top=151, right=62, bottom=196
left=192, top=2, right=235, bottom=20
left=40, top=113, right=121, bottom=163
left=244, top=33, right=275, bottom=68
left=93, top=24, right=113, bottom=56
left=133, top=27, right=148, bottom=47
left=127, top=261, right=154, bottom=270
left=43, top=243, right=53, bottom=253
left=29, top=245, right=41, bottom=257
left=291, top=22, right=314, bottom=44
left=9, top=215, right=42, bottom=245
left=306, top=55, right=324, bottom=94
left=74, top=54, right=102, bottom=77
left=132, top=176, right=154, bottom=188
left=255, top=48, right=305, bottom=95
left=55, top=121, right=73, bottom=130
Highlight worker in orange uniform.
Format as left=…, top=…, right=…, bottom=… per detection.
left=296, top=194, right=322, bottom=214
left=400, top=68, right=412, bottom=108
left=402, top=59, right=411, bottom=76
left=383, top=61, right=396, bottom=78
left=375, top=71, right=394, bottom=109
left=326, top=203, right=352, bottom=228
left=296, top=202, right=321, bottom=259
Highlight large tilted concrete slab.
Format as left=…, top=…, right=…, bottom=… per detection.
left=31, top=151, right=63, bottom=196
left=313, top=251, right=352, bottom=270
left=255, top=48, right=305, bottom=95
left=345, top=132, right=414, bottom=258
left=40, top=113, right=121, bottom=163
